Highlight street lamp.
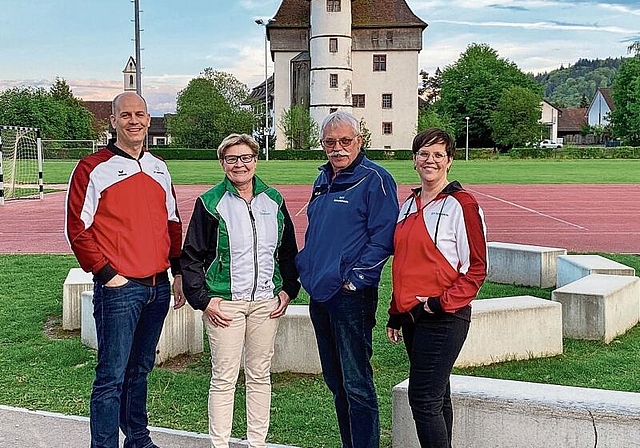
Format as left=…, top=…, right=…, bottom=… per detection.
left=465, top=116, right=470, bottom=161
left=255, top=18, right=275, bottom=161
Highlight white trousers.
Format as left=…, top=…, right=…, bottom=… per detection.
left=204, top=298, right=280, bottom=448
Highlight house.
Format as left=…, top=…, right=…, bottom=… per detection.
left=81, top=100, right=112, bottom=144
left=557, top=107, right=589, bottom=144
left=540, top=100, right=560, bottom=142
left=246, top=75, right=274, bottom=141
left=266, top=0, right=427, bottom=149
left=587, top=87, right=614, bottom=127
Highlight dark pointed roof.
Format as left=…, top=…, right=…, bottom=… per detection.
left=558, top=108, right=587, bottom=132
left=269, top=0, right=426, bottom=31
left=598, top=88, right=615, bottom=111
left=247, top=75, right=274, bottom=103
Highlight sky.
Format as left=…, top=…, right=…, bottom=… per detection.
left=1, top=0, right=639, bottom=116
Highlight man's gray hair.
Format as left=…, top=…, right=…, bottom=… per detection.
left=217, top=133, right=259, bottom=159
left=320, top=111, right=361, bottom=138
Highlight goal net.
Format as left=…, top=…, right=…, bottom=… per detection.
left=0, top=126, right=43, bottom=204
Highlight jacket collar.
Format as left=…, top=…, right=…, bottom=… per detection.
left=410, top=180, right=464, bottom=199
left=223, top=174, right=269, bottom=197
left=107, top=138, right=146, bottom=161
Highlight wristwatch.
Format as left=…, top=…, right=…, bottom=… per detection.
left=343, top=280, right=357, bottom=291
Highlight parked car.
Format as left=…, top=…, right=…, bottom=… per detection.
left=539, top=139, right=563, bottom=149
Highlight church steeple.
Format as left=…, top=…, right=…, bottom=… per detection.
left=123, top=56, right=137, bottom=92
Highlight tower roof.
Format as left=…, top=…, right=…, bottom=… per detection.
left=269, top=0, right=427, bottom=30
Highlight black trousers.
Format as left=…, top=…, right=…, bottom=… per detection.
left=401, top=309, right=470, bottom=448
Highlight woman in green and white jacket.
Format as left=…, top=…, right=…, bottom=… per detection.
left=181, top=133, right=300, bottom=448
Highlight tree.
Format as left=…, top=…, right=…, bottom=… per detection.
left=418, top=68, right=441, bottom=107
left=435, top=43, right=542, bottom=147
left=611, top=45, right=640, bottom=145
left=490, top=86, right=543, bottom=148
left=278, top=105, right=319, bottom=150
left=579, top=93, right=589, bottom=108
left=417, top=108, right=455, bottom=138
left=0, top=79, right=95, bottom=140
left=167, top=69, right=254, bottom=148
left=359, top=119, right=371, bottom=150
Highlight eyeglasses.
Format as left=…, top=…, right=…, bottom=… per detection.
left=321, top=137, right=355, bottom=149
left=415, top=151, right=447, bottom=162
left=223, top=153, right=256, bottom=164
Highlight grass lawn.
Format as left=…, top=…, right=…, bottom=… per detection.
left=43, top=158, right=640, bottom=186
left=2, top=253, right=640, bottom=447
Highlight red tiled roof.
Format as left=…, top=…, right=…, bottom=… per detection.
left=269, top=0, right=426, bottom=29
left=81, top=100, right=111, bottom=122
left=598, top=88, right=615, bottom=111
left=558, top=108, right=587, bottom=132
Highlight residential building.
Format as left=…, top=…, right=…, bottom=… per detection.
left=540, top=100, right=560, bottom=142
left=587, top=87, right=615, bottom=127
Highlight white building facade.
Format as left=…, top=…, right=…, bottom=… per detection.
left=267, top=0, right=426, bottom=149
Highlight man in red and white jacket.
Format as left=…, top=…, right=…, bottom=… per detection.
left=65, top=92, right=183, bottom=448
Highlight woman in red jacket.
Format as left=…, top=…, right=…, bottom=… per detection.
left=386, top=128, right=487, bottom=448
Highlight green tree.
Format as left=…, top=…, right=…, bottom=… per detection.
left=278, top=105, right=319, bottom=150
left=359, top=119, right=371, bottom=150
left=490, top=86, right=543, bottom=148
left=579, top=93, right=589, bottom=108
left=417, top=108, right=455, bottom=137
left=418, top=68, right=441, bottom=107
left=0, top=79, right=95, bottom=139
left=611, top=48, right=640, bottom=145
left=435, top=43, right=541, bottom=148
left=167, top=69, right=254, bottom=148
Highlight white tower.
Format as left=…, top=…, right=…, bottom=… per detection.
left=309, top=0, right=353, bottom=127
left=123, top=56, right=137, bottom=92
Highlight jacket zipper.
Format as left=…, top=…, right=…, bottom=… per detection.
left=247, top=201, right=259, bottom=301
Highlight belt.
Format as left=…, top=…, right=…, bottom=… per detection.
left=128, top=271, right=169, bottom=287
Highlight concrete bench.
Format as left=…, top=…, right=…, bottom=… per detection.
left=62, top=268, right=94, bottom=330
left=556, top=254, right=635, bottom=287
left=487, top=242, right=566, bottom=288
left=271, top=305, right=322, bottom=374
left=393, top=375, right=640, bottom=448
left=81, top=291, right=204, bottom=365
left=552, top=274, right=640, bottom=343
left=456, top=296, right=563, bottom=367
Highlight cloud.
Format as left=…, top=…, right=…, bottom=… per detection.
left=431, top=19, right=636, bottom=34
left=598, top=3, right=640, bottom=16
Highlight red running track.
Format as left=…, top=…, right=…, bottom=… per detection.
left=0, top=184, right=638, bottom=254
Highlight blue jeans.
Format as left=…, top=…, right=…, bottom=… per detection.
left=401, top=310, right=470, bottom=448
left=309, top=287, right=379, bottom=448
left=90, top=279, right=170, bottom=448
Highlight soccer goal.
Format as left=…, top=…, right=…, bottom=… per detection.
left=0, top=126, right=44, bottom=204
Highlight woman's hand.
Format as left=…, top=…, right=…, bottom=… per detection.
left=204, top=297, right=232, bottom=328
left=386, top=327, right=403, bottom=344
left=416, top=295, right=434, bottom=314
left=270, top=291, right=290, bottom=318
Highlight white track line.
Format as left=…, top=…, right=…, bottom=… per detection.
left=295, top=201, right=309, bottom=217
left=468, top=188, right=589, bottom=231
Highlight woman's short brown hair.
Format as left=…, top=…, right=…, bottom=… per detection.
left=217, top=133, right=259, bottom=160
left=411, top=128, right=456, bottom=158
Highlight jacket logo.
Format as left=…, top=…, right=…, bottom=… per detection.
left=153, top=164, right=165, bottom=175
left=117, top=170, right=127, bottom=177
left=333, top=195, right=349, bottom=204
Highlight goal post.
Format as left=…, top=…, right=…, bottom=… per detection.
left=0, top=126, right=44, bottom=204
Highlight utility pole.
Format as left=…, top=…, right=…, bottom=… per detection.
left=133, top=0, right=142, bottom=96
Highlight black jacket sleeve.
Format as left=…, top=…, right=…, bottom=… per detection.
left=278, top=199, right=301, bottom=300
left=180, top=198, right=218, bottom=311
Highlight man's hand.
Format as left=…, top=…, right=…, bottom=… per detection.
left=204, top=298, right=233, bottom=328
left=386, top=327, right=403, bottom=344
left=105, top=274, right=128, bottom=287
left=172, top=274, right=186, bottom=309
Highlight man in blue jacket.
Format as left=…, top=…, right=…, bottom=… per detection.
left=296, top=111, right=399, bottom=448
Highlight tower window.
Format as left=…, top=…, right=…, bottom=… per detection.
left=330, top=74, right=338, bottom=88
left=352, top=94, right=365, bottom=108
left=129, top=75, right=134, bottom=86
left=329, top=38, right=338, bottom=53
left=382, top=93, right=393, bottom=109
left=386, top=31, right=394, bottom=44
left=373, top=54, right=387, bottom=72
left=382, top=122, right=393, bottom=135
left=327, top=0, right=341, bottom=12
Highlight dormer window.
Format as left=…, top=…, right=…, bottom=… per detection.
left=327, top=0, right=341, bottom=12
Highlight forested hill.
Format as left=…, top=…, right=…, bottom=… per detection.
left=531, top=57, right=626, bottom=108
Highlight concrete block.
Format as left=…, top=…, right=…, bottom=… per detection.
left=487, top=242, right=566, bottom=288
left=393, top=375, right=640, bottom=448
left=456, top=296, right=563, bottom=367
left=62, top=268, right=93, bottom=330
left=81, top=291, right=204, bottom=365
left=557, top=254, right=635, bottom=287
left=552, top=274, right=640, bottom=343
left=271, top=305, right=322, bottom=374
